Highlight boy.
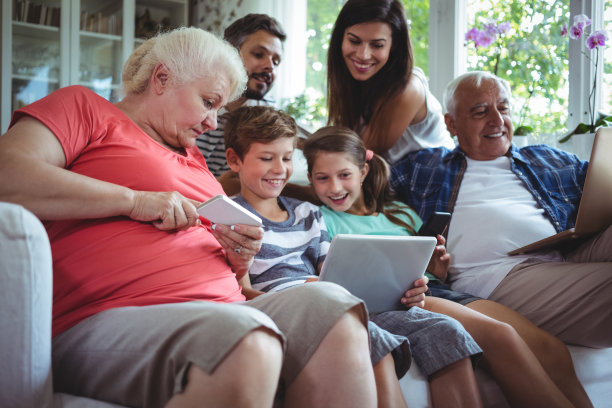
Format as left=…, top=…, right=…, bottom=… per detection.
left=224, top=105, right=483, bottom=408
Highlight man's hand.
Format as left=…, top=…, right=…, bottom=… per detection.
left=427, top=235, right=450, bottom=282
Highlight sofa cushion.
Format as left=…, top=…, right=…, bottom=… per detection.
left=0, top=202, right=54, bottom=408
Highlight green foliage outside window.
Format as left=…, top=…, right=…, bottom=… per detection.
left=289, top=0, right=604, bottom=141
left=466, top=1, right=570, bottom=139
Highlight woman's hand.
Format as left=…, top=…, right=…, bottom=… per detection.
left=129, top=190, right=201, bottom=231
left=209, top=222, right=264, bottom=281
left=427, top=235, right=450, bottom=282
left=401, top=275, right=429, bottom=309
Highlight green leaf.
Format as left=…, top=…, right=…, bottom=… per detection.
left=558, top=115, right=612, bottom=143
left=514, top=125, right=534, bottom=136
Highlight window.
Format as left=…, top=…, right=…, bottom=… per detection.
left=465, top=0, right=569, bottom=139
left=603, top=0, right=612, bottom=114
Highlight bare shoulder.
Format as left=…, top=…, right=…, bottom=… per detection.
left=389, top=74, right=427, bottom=126
left=398, top=75, right=426, bottom=110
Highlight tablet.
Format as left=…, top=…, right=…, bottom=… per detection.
left=197, top=195, right=262, bottom=226
left=319, top=234, right=437, bottom=314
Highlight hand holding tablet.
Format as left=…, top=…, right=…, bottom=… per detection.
left=197, top=195, right=262, bottom=227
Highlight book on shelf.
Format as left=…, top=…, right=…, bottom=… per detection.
left=80, top=10, right=122, bottom=35
left=13, top=0, right=61, bottom=28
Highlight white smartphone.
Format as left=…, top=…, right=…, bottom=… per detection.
left=197, top=195, right=262, bottom=227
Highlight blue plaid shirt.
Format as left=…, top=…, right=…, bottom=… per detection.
left=390, top=144, right=589, bottom=233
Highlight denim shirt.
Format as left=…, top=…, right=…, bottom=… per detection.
left=390, top=144, right=589, bottom=234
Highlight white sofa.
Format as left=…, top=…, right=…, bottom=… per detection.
left=1, top=201, right=611, bottom=407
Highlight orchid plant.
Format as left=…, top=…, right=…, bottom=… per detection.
left=559, top=14, right=612, bottom=142
left=465, top=20, right=511, bottom=76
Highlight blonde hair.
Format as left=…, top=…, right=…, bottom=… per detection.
left=122, top=27, right=246, bottom=101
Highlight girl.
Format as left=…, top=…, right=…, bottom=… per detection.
left=303, top=126, right=593, bottom=408
left=327, top=0, right=455, bottom=164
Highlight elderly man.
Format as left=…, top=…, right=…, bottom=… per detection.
left=196, top=13, right=286, bottom=176
left=390, top=71, right=612, bottom=348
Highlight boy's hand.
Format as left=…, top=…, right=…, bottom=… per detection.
left=427, top=235, right=450, bottom=282
left=209, top=222, right=263, bottom=280
left=401, top=276, right=429, bottom=309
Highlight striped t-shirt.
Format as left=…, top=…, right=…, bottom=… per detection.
left=232, top=194, right=330, bottom=292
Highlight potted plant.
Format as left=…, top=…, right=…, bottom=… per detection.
left=559, top=14, right=612, bottom=144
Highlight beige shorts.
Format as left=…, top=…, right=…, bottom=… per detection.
left=52, top=282, right=366, bottom=408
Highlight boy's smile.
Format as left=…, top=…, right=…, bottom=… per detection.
left=235, top=138, right=294, bottom=204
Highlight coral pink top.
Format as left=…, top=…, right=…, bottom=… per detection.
left=12, top=86, right=245, bottom=337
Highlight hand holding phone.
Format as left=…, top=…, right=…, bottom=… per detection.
left=197, top=195, right=262, bottom=226
left=418, top=212, right=451, bottom=237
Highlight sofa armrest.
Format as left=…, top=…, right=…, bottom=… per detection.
left=0, top=202, right=54, bottom=408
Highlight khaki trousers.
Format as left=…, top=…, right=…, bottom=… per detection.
left=489, top=225, right=612, bottom=348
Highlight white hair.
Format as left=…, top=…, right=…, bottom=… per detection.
left=122, top=27, right=246, bottom=102
left=443, top=71, right=512, bottom=117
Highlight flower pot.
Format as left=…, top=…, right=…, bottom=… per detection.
left=569, top=132, right=596, bottom=160
left=513, top=134, right=530, bottom=147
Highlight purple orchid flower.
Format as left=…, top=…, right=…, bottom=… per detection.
left=465, top=20, right=509, bottom=48
left=586, top=30, right=609, bottom=49
left=561, top=23, right=568, bottom=37
left=563, top=14, right=609, bottom=132
left=570, top=24, right=584, bottom=39
left=465, top=27, right=481, bottom=44
left=573, top=14, right=592, bottom=29
left=484, top=22, right=498, bottom=36
left=477, top=31, right=495, bottom=47
left=497, top=22, right=511, bottom=34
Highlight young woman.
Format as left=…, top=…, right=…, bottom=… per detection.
left=327, top=0, right=455, bottom=164
left=303, top=126, right=594, bottom=408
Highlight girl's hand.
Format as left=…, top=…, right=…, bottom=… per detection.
left=209, top=222, right=263, bottom=281
left=401, top=275, right=429, bottom=309
left=427, top=234, right=450, bottom=282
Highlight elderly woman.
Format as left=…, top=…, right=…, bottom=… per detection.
left=0, top=27, right=377, bottom=407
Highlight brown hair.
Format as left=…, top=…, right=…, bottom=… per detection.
left=326, top=0, right=413, bottom=153
left=303, top=126, right=417, bottom=234
left=224, top=105, right=298, bottom=159
left=224, top=13, right=286, bottom=49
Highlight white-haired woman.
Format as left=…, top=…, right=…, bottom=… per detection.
left=0, top=27, right=377, bottom=407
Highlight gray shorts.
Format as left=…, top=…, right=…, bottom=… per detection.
left=52, top=282, right=366, bottom=408
left=371, top=307, right=482, bottom=377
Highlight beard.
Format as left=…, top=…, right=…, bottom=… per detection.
left=245, top=72, right=273, bottom=100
